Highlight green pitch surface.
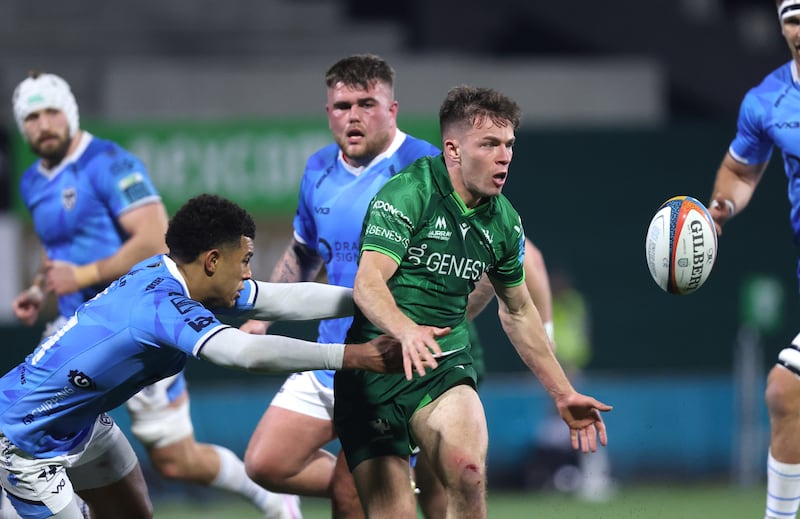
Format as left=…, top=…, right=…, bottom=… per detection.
left=151, top=483, right=765, bottom=518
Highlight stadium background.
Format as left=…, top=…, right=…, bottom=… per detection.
left=0, top=0, right=793, bottom=515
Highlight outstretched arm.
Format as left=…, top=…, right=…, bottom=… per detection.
left=240, top=237, right=323, bottom=334
left=493, top=280, right=611, bottom=452
left=249, top=281, right=353, bottom=321
left=199, top=327, right=403, bottom=374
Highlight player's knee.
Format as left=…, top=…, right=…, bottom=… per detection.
left=765, top=363, right=800, bottom=418
left=244, top=453, right=282, bottom=488
left=243, top=455, right=266, bottom=485
left=445, top=452, right=485, bottom=498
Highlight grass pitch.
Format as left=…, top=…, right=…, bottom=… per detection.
left=151, top=482, right=764, bottom=518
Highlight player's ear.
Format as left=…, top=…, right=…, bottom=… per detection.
left=203, top=250, right=220, bottom=275
left=444, top=139, right=460, bottom=162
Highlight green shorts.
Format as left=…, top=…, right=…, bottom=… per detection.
left=333, top=349, right=477, bottom=471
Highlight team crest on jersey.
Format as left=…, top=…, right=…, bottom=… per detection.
left=61, top=188, right=77, bottom=210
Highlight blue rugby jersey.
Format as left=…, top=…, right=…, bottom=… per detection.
left=727, top=60, right=800, bottom=248
left=0, top=255, right=258, bottom=457
left=19, top=132, right=161, bottom=318
left=293, top=131, right=439, bottom=388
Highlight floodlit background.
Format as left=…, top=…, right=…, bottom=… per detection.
left=0, top=1, right=792, bottom=516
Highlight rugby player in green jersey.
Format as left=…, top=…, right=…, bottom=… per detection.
left=334, top=86, right=612, bottom=519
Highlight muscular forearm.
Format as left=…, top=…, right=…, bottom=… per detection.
left=90, top=202, right=169, bottom=287
left=710, top=154, right=766, bottom=219
left=94, top=235, right=167, bottom=285
left=499, top=302, right=573, bottom=399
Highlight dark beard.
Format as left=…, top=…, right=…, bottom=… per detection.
left=31, top=135, right=72, bottom=168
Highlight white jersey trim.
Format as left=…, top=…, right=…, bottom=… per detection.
left=163, top=255, right=191, bottom=297
left=337, top=130, right=408, bottom=176
left=36, top=131, right=93, bottom=180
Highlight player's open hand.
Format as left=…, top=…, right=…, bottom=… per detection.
left=399, top=326, right=450, bottom=380
left=554, top=392, right=612, bottom=453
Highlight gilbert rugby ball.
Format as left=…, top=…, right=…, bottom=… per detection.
left=645, top=195, right=717, bottom=295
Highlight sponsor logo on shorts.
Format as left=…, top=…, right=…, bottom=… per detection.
left=37, top=465, right=59, bottom=483
left=51, top=478, right=67, bottom=494
left=368, top=417, right=393, bottom=440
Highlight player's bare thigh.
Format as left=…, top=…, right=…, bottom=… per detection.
left=247, top=405, right=337, bottom=469
left=410, top=384, right=488, bottom=479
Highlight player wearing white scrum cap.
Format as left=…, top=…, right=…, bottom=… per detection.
left=13, top=72, right=79, bottom=139
left=12, top=72, right=81, bottom=170
left=7, top=71, right=302, bottom=518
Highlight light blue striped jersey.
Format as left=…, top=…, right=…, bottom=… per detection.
left=0, top=255, right=259, bottom=457
left=728, top=60, right=800, bottom=249
left=19, top=132, right=161, bottom=318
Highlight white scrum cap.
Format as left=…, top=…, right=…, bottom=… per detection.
left=12, top=72, right=80, bottom=138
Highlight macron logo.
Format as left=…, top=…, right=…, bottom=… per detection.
left=459, top=223, right=470, bottom=239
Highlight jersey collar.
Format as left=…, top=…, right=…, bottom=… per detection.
left=37, top=131, right=94, bottom=179
left=430, top=155, right=497, bottom=216
left=337, top=130, right=407, bottom=176
left=163, top=254, right=191, bottom=297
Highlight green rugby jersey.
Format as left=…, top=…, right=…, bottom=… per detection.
left=349, top=154, right=526, bottom=354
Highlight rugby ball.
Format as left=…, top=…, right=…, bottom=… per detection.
left=645, top=195, right=717, bottom=295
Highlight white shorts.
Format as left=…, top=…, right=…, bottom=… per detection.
left=125, top=373, right=193, bottom=448
left=270, top=371, right=334, bottom=421
left=0, top=414, right=138, bottom=517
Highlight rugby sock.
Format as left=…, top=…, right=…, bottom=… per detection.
left=210, top=445, right=290, bottom=515
left=766, top=450, right=800, bottom=519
